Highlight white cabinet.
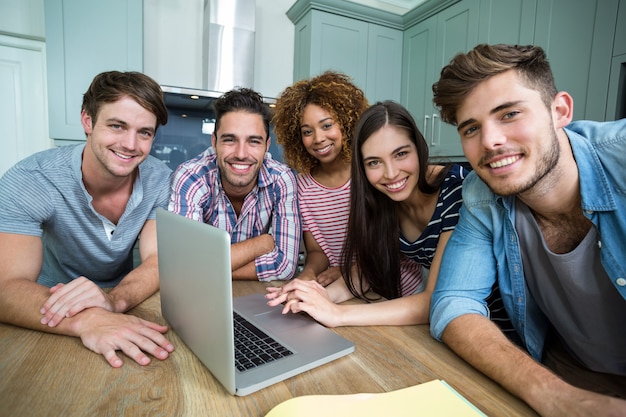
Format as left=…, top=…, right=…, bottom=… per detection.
left=0, top=35, right=51, bottom=176
left=401, top=0, right=479, bottom=159
left=44, top=0, right=143, bottom=142
left=292, top=9, right=403, bottom=103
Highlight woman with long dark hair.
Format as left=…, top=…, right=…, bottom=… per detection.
left=267, top=101, right=466, bottom=326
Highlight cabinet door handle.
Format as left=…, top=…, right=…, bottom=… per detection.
left=431, top=113, right=439, bottom=146
left=424, top=115, right=431, bottom=142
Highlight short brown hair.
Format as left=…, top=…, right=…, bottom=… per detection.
left=432, top=44, right=557, bottom=125
left=273, top=71, right=369, bottom=173
left=82, top=71, right=168, bottom=130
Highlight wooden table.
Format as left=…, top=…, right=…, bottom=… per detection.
left=0, top=281, right=537, bottom=416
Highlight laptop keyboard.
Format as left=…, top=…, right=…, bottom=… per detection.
left=233, top=312, right=293, bottom=372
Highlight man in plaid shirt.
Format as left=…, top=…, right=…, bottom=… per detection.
left=169, top=88, right=301, bottom=282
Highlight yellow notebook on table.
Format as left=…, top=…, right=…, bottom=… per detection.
left=265, top=379, right=486, bottom=417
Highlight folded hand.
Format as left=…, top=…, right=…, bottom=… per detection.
left=40, top=276, right=114, bottom=327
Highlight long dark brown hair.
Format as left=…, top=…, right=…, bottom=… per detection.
left=341, top=101, right=449, bottom=300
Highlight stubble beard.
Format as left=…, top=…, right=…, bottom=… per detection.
left=480, top=130, right=561, bottom=197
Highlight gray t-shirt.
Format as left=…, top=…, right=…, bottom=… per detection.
left=515, top=199, right=626, bottom=375
left=0, top=144, right=172, bottom=287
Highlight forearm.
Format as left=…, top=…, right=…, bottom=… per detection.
left=232, top=261, right=260, bottom=280
left=108, top=255, right=160, bottom=312
left=324, top=278, right=354, bottom=303
left=299, top=251, right=330, bottom=281
left=334, top=292, right=430, bottom=326
left=442, top=314, right=580, bottom=416
left=0, top=278, right=83, bottom=336
left=231, top=234, right=274, bottom=271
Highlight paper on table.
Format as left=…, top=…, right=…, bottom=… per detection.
left=265, top=379, right=486, bottom=417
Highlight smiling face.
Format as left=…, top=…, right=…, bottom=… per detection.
left=300, top=104, right=345, bottom=166
left=361, top=124, right=419, bottom=202
left=212, top=110, right=269, bottom=198
left=81, top=95, right=156, bottom=179
left=456, top=70, right=567, bottom=196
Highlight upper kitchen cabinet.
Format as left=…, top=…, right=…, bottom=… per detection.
left=401, top=0, right=620, bottom=160
left=401, top=0, right=479, bottom=159
left=288, top=0, right=403, bottom=103
left=45, top=0, right=143, bottom=142
left=606, top=0, right=626, bottom=121
left=477, top=0, right=536, bottom=45
left=533, top=0, right=619, bottom=122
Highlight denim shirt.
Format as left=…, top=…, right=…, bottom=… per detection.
left=430, top=119, right=626, bottom=361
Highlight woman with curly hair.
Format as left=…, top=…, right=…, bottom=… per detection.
left=270, top=71, right=369, bottom=286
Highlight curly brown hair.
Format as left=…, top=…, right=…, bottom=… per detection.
left=272, top=71, right=369, bottom=173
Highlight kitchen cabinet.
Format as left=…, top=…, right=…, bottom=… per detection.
left=533, top=0, right=619, bottom=122
left=614, top=0, right=626, bottom=58
left=44, top=0, right=143, bottom=142
left=291, top=9, right=403, bottom=103
left=606, top=53, right=626, bottom=120
left=477, top=0, right=536, bottom=45
left=605, top=0, right=625, bottom=121
left=401, top=0, right=479, bottom=159
left=401, top=0, right=618, bottom=159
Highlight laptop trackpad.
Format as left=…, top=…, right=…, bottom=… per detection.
left=234, top=293, right=316, bottom=331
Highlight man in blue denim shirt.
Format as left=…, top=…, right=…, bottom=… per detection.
left=430, top=44, right=626, bottom=416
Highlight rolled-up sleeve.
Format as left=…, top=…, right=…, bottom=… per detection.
left=430, top=202, right=496, bottom=341
left=255, top=168, right=301, bottom=281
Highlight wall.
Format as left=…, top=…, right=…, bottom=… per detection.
left=254, top=0, right=295, bottom=97
left=0, top=0, right=45, bottom=39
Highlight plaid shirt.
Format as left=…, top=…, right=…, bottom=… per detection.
left=169, top=148, right=301, bottom=281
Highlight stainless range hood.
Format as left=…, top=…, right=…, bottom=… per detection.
left=202, top=0, right=255, bottom=92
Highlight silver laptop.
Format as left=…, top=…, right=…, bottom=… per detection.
left=156, top=208, right=354, bottom=396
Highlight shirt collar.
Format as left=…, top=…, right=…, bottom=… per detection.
left=566, top=127, right=616, bottom=212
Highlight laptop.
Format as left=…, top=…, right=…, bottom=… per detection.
left=156, top=208, right=355, bottom=396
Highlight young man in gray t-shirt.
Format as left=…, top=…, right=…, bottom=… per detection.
left=0, top=71, right=175, bottom=368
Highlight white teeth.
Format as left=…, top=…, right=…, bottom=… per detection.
left=489, top=156, right=520, bottom=168
left=114, top=152, right=132, bottom=160
left=386, top=178, right=407, bottom=190
left=317, top=144, right=332, bottom=154
left=232, top=164, right=250, bottom=170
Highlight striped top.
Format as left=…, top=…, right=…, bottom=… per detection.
left=0, top=144, right=172, bottom=287
left=298, top=172, right=423, bottom=296
left=168, top=147, right=301, bottom=281
left=297, top=173, right=350, bottom=266
left=399, top=164, right=467, bottom=268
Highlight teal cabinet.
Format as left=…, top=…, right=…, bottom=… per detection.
left=44, top=0, right=143, bottom=142
left=292, top=9, right=402, bottom=103
left=606, top=53, right=626, bottom=120
left=401, top=0, right=619, bottom=159
left=366, top=24, right=404, bottom=103
left=294, top=11, right=368, bottom=87
left=606, top=1, right=626, bottom=120
left=614, top=0, right=626, bottom=57
left=477, top=0, right=537, bottom=45
left=533, top=0, right=619, bottom=122
left=401, top=0, right=480, bottom=159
